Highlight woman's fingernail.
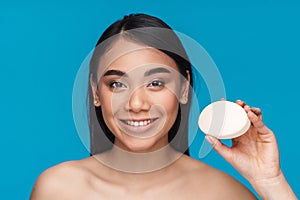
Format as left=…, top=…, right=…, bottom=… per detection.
left=205, top=135, right=217, bottom=145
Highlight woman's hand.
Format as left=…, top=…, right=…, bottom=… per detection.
left=206, top=99, right=280, bottom=182
left=205, top=100, right=297, bottom=199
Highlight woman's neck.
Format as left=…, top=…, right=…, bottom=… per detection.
left=94, top=144, right=182, bottom=174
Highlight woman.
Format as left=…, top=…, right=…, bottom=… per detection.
left=30, top=14, right=297, bottom=199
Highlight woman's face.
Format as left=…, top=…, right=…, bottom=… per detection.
left=92, top=39, right=189, bottom=153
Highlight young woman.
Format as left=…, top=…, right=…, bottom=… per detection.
left=30, top=14, right=297, bottom=199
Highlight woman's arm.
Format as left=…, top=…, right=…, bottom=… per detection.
left=205, top=100, right=297, bottom=199
left=250, top=170, right=297, bottom=199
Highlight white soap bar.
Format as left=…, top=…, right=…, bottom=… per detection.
left=198, top=101, right=250, bottom=139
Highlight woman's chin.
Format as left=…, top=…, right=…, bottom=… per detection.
left=116, top=137, right=167, bottom=154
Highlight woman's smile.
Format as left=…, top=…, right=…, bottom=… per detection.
left=120, top=118, right=158, bottom=127
left=117, top=117, right=160, bottom=137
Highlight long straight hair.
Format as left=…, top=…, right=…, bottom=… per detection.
left=88, top=14, right=193, bottom=156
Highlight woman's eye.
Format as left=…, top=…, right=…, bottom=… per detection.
left=148, top=80, right=165, bottom=87
left=109, top=81, right=127, bottom=89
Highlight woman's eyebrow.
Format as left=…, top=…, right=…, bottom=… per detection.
left=144, top=67, right=171, bottom=76
left=103, top=70, right=128, bottom=77
left=103, top=67, right=171, bottom=77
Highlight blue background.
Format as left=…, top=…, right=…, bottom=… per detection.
left=1, top=0, right=299, bottom=199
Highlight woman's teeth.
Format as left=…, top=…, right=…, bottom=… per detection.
left=125, top=120, right=151, bottom=127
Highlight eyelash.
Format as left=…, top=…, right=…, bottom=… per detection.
left=109, top=81, right=127, bottom=89
left=108, top=80, right=165, bottom=90
left=147, top=80, right=165, bottom=88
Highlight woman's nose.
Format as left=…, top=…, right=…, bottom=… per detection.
left=126, top=87, right=151, bottom=112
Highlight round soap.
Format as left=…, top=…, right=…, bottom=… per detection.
left=198, top=101, right=251, bottom=139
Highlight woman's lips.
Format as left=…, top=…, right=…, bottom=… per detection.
left=117, top=118, right=160, bottom=137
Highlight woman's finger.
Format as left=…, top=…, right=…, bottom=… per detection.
left=247, top=110, right=270, bottom=135
left=236, top=99, right=246, bottom=107
left=236, top=100, right=261, bottom=116
left=205, top=136, right=233, bottom=163
left=244, top=105, right=263, bottom=120
left=250, top=107, right=262, bottom=116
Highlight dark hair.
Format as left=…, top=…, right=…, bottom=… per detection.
left=89, top=13, right=193, bottom=156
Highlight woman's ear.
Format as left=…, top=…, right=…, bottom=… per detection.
left=179, top=70, right=191, bottom=104
left=90, top=74, right=101, bottom=107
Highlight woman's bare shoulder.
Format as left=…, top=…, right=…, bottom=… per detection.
left=176, top=155, right=257, bottom=199
left=30, top=158, right=96, bottom=200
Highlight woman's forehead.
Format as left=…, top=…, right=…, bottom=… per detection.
left=107, top=49, right=177, bottom=71
left=97, top=39, right=178, bottom=78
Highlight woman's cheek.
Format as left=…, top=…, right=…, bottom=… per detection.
left=100, top=90, right=127, bottom=113
left=151, top=91, right=178, bottom=116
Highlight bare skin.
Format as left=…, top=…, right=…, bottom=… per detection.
left=30, top=43, right=257, bottom=199
left=30, top=99, right=298, bottom=200
left=30, top=40, right=297, bottom=199
left=30, top=153, right=256, bottom=200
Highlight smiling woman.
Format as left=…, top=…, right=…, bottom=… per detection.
left=88, top=16, right=193, bottom=158
left=30, top=14, right=297, bottom=200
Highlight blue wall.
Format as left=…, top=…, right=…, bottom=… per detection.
left=0, top=0, right=299, bottom=199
